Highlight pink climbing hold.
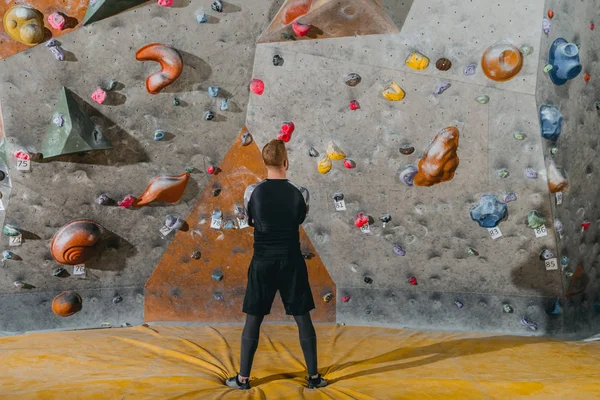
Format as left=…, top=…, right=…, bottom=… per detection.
left=408, top=277, right=418, bottom=286
left=118, top=195, right=136, bottom=209
left=48, top=12, right=66, bottom=30
left=14, top=150, right=30, bottom=161
left=591, top=23, right=595, bottom=30
left=343, top=159, right=356, bottom=169
left=341, top=295, right=351, bottom=303
left=91, top=88, right=107, bottom=104
left=157, top=0, right=174, bottom=6
left=349, top=100, right=360, bottom=111
left=249, top=79, right=264, bottom=95
left=581, top=221, right=591, bottom=231
left=354, top=213, right=369, bottom=228
left=278, top=122, right=295, bottom=142
left=207, top=165, right=216, bottom=175
left=292, top=21, right=311, bottom=36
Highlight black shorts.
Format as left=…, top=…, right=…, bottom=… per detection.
left=242, top=250, right=315, bottom=316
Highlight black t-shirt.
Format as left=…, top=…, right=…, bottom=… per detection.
left=244, top=179, right=310, bottom=249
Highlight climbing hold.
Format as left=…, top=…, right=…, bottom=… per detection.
left=158, top=0, right=174, bottom=6
left=548, top=38, right=582, bottom=85
left=393, top=245, right=406, bottom=256
left=134, top=173, right=190, bottom=207
left=464, top=64, right=477, bottom=75
left=540, top=249, right=554, bottom=260
left=191, top=251, right=201, bottom=260
left=399, top=165, right=418, bottom=186
left=380, top=214, right=391, bottom=224
left=543, top=64, right=553, bottom=74
left=213, top=293, right=224, bottom=301
left=212, top=188, right=222, bottom=197
left=207, top=165, right=216, bottom=175
left=405, top=51, right=429, bottom=70
left=282, top=32, right=294, bottom=40
left=349, top=100, right=360, bottom=111
left=327, top=141, right=346, bottom=160
left=212, top=271, right=224, bottom=281
left=547, top=9, right=554, bottom=19
left=547, top=160, right=568, bottom=193
left=382, top=82, right=405, bottom=101
left=91, top=88, right=107, bottom=105
left=302, top=252, right=312, bottom=259
left=596, top=101, right=600, bottom=110
left=103, top=79, right=118, bottom=92
left=49, top=45, right=65, bottom=61
left=363, top=276, right=373, bottom=284
left=481, top=43, right=524, bottom=82
left=341, top=295, right=351, bottom=303
left=520, top=316, right=538, bottom=331
left=52, top=292, right=83, bottom=317
left=185, top=167, right=195, bottom=173
left=513, top=132, right=526, bottom=140
left=308, top=147, right=319, bottom=157
left=51, top=220, right=102, bottom=265
left=476, top=95, right=489, bottom=104
left=112, top=294, right=123, bottom=304
left=172, top=97, right=181, bottom=106
left=292, top=21, right=311, bottom=36
left=470, top=195, right=508, bottom=228
left=503, top=304, right=514, bottom=313
left=542, top=18, right=551, bottom=34
left=548, top=298, right=561, bottom=315
left=323, top=293, right=333, bottom=303
left=2, top=250, right=14, bottom=260
left=527, top=210, right=546, bottom=229
left=408, top=277, right=418, bottom=285
left=53, top=114, right=65, bottom=127
left=520, top=45, right=533, bottom=56
left=118, top=195, right=137, bottom=209
left=413, top=126, right=460, bottom=187
left=591, top=23, right=595, bottom=30
left=220, top=99, right=229, bottom=111
left=96, top=194, right=112, bottom=205
left=212, top=210, right=223, bottom=220
left=273, top=55, right=284, bottom=66
left=399, top=145, right=415, bottom=155
left=136, top=44, right=184, bottom=94
left=584, top=73, right=591, bottom=82
left=455, top=300, right=464, bottom=309
left=550, top=146, right=558, bottom=155
left=3, top=224, right=20, bottom=236
left=52, top=267, right=67, bottom=277
left=204, top=111, right=215, bottom=121
left=343, top=159, right=356, bottom=169
left=466, top=247, right=479, bottom=256
left=566, top=265, right=590, bottom=296
left=196, top=13, right=208, bottom=23
left=278, top=122, right=295, bottom=142
left=211, top=0, right=223, bottom=12
left=14, top=281, right=26, bottom=289
left=153, top=130, right=165, bottom=141
left=208, top=86, right=220, bottom=97
left=48, top=12, right=66, bottom=30
left=241, top=132, right=253, bottom=146
left=344, top=73, right=362, bottom=87
left=354, top=213, right=369, bottom=228
left=540, top=105, right=563, bottom=141
left=525, top=168, right=538, bottom=179
left=554, top=220, right=563, bottom=234
left=14, top=151, right=30, bottom=161
left=165, top=215, right=184, bottom=231
left=436, top=58, right=452, bottom=71
left=333, top=192, right=344, bottom=202
left=249, top=78, right=265, bottom=95
left=434, top=81, right=451, bottom=95
left=581, top=221, right=591, bottom=231
left=3, top=5, right=44, bottom=46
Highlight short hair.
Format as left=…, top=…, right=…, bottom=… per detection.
left=262, top=139, right=287, bottom=168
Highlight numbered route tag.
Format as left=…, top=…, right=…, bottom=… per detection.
left=16, top=159, right=30, bottom=171
left=210, top=217, right=222, bottom=229
left=334, top=200, right=346, bottom=211
left=544, top=258, right=558, bottom=271
left=237, top=218, right=249, bottom=229
left=555, top=192, right=563, bottom=206
left=487, top=227, right=502, bottom=240
left=8, top=234, right=22, bottom=247
left=360, top=224, right=371, bottom=233
left=159, top=225, right=172, bottom=236
left=534, top=225, right=548, bottom=238
left=73, top=265, right=86, bottom=276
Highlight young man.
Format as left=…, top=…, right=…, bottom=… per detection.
left=225, top=139, right=328, bottom=390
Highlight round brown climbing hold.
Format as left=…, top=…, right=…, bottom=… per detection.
left=52, top=291, right=83, bottom=317
left=399, top=145, right=415, bottom=155
left=436, top=58, right=452, bottom=71
left=51, top=219, right=102, bottom=265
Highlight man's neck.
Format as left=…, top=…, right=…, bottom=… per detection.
left=266, top=168, right=287, bottom=180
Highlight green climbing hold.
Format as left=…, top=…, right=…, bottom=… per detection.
left=550, top=146, right=558, bottom=155
left=282, top=33, right=294, bottom=40
left=503, top=304, right=514, bottom=313
left=513, top=132, right=526, bottom=140
left=520, top=45, right=533, bottom=56
left=543, top=64, right=553, bottom=73
left=527, top=210, right=546, bottom=229
left=3, top=224, right=19, bottom=236
left=185, top=167, right=195, bottom=173
left=476, top=95, right=490, bottom=104
left=466, top=247, right=479, bottom=256
left=595, top=100, right=600, bottom=110
left=565, top=271, right=574, bottom=278
left=172, top=97, right=181, bottom=106
left=498, top=169, right=510, bottom=178
left=52, top=267, right=66, bottom=277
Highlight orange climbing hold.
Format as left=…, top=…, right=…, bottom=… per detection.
left=548, top=9, right=554, bottom=19
left=135, top=44, right=184, bottom=94
left=414, top=126, right=460, bottom=187
left=282, top=0, right=312, bottom=25
left=481, top=43, right=523, bottom=82
left=584, top=73, right=591, bottom=82
left=134, top=173, right=190, bottom=206
left=52, top=291, right=83, bottom=317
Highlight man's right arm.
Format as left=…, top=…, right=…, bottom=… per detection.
left=244, top=184, right=256, bottom=226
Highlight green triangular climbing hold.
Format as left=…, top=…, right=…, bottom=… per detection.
left=83, top=0, right=149, bottom=26
left=41, top=87, right=112, bottom=159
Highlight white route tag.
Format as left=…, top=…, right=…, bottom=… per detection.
left=334, top=200, right=346, bottom=211
left=73, top=265, right=86, bottom=276
left=210, top=218, right=222, bottom=229
left=159, top=225, right=172, bottom=236
left=487, top=227, right=502, bottom=240
left=16, top=159, right=30, bottom=171
left=534, top=226, right=548, bottom=238
left=555, top=192, right=563, bottom=205
left=545, top=258, right=558, bottom=271
left=0, top=200, right=4, bottom=211
left=237, top=218, right=249, bottom=229
left=8, top=234, right=22, bottom=247
left=360, top=224, right=371, bottom=233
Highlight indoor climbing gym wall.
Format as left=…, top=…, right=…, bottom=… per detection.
left=0, top=0, right=599, bottom=340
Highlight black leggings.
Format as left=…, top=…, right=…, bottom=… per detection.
left=239, top=313, right=318, bottom=377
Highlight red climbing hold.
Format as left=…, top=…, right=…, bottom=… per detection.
left=206, top=165, right=216, bottom=175
left=292, top=21, right=311, bottom=36
left=408, top=277, right=418, bottom=285
left=547, top=9, right=554, bottom=19
left=118, top=195, right=136, bottom=209
left=14, top=150, right=30, bottom=160
left=341, top=295, right=351, bottom=303
left=354, top=213, right=369, bottom=228
left=278, top=122, right=295, bottom=142
left=349, top=100, right=360, bottom=110
left=249, top=79, right=264, bottom=95
left=584, top=73, right=591, bottom=82
left=343, top=159, right=356, bottom=169
left=581, top=221, right=591, bottom=231
left=591, top=23, right=595, bottom=30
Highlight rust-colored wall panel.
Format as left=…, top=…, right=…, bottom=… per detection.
left=0, top=1, right=89, bottom=60
left=144, top=127, right=336, bottom=323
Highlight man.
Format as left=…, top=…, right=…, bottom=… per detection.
left=225, top=139, right=327, bottom=390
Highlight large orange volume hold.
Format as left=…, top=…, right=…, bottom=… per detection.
left=135, top=44, right=184, bottom=94
left=481, top=43, right=523, bottom=82
left=414, top=126, right=460, bottom=187
left=282, top=0, right=312, bottom=25
left=134, top=172, right=190, bottom=206
left=52, top=291, right=83, bottom=317
left=51, top=220, right=103, bottom=265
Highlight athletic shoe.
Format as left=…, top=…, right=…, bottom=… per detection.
left=225, top=374, right=250, bottom=390
left=307, top=374, right=328, bottom=389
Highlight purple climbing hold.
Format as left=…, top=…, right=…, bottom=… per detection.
left=165, top=215, right=184, bottom=230
left=520, top=316, right=538, bottom=331
left=96, top=194, right=112, bottom=205
left=434, top=81, right=451, bottom=94
left=542, top=18, right=551, bottom=34
left=50, top=45, right=65, bottom=61
left=46, top=38, right=59, bottom=47
left=213, top=293, right=224, bottom=301
left=393, top=244, right=406, bottom=256
left=464, top=64, right=477, bottom=75
left=53, top=113, right=65, bottom=127
left=503, top=192, right=517, bottom=203
left=525, top=168, right=538, bottom=179
left=540, top=249, right=554, bottom=260
left=399, top=165, right=418, bottom=186
left=455, top=300, right=464, bottom=309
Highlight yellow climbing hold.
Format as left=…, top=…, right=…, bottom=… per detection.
left=318, top=155, right=332, bottom=174
left=382, top=82, right=405, bottom=101
left=405, top=51, right=429, bottom=71
left=326, top=141, right=346, bottom=161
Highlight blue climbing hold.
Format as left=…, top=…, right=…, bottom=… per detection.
left=540, top=104, right=563, bottom=142
left=196, top=13, right=208, bottom=23
left=469, top=195, right=508, bottom=228
left=548, top=38, right=582, bottom=85
left=220, top=98, right=229, bottom=111
left=208, top=86, right=220, bottom=97
left=561, top=256, right=569, bottom=266
left=153, top=129, right=165, bottom=141
left=212, top=271, right=223, bottom=281
left=548, top=298, right=562, bottom=315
